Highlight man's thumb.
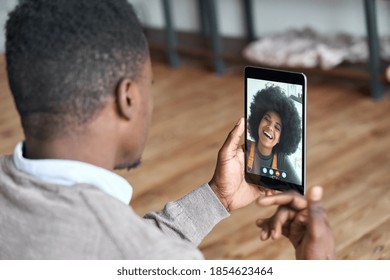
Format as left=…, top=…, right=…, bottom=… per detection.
left=307, top=185, right=326, bottom=236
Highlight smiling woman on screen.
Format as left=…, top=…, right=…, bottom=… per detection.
left=247, top=85, right=302, bottom=188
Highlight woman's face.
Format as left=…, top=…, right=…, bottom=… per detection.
left=258, top=111, right=282, bottom=151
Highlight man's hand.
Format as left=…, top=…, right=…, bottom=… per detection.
left=209, top=118, right=271, bottom=212
left=256, top=186, right=336, bottom=260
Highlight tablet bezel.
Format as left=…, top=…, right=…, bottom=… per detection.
left=244, top=66, right=307, bottom=195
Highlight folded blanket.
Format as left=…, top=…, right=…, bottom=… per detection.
left=243, top=27, right=390, bottom=70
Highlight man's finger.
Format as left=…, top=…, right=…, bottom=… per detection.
left=307, top=186, right=328, bottom=238
left=257, top=191, right=308, bottom=210
left=306, top=185, right=336, bottom=259
left=256, top=218, right=271, bottom=240
left=257, top=207, right=295, bottom=240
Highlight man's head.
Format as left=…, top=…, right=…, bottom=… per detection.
left=6, top=0, right=153, bottom=169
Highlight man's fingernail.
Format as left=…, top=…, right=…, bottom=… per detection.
left=310, top=186, right=323, bottom=201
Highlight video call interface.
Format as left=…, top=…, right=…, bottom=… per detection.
left=246, top=78, right=303, bottom=187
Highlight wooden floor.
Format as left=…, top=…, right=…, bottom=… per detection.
left=1, top=54, right=390, bottom=260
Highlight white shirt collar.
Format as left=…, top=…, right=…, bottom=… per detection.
left=13, top=142, right=132, bottom=205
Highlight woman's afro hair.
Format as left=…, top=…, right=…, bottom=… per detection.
left=248, top=85, right=302, bottom=155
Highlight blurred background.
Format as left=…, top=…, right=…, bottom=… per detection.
left=1, top=0, right=390, bottom=259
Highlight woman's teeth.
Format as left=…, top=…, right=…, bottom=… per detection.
left=264, top=131, right=273, bottom=140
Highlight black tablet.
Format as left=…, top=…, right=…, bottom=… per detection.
left=244, top=66, right=306, bottom=195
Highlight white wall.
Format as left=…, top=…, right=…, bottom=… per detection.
left=2, top=0, right=390, bottom=53
left=129, top=0, right=390, bottom=37
left=0, top=0, right=17, bottom=53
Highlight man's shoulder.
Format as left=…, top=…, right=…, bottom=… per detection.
left=0, top=154, right=15, bottom=172
left=0, top=155, right=202, bottom=259
left=80, top=188, right=203, bottom=259
left=79, top=186, right=140, bottom=224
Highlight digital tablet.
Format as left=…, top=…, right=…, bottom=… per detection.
left=244, top=66, right=306, bottom=195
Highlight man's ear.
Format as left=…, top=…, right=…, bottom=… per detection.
left=115, top=78, right=137, bottom=120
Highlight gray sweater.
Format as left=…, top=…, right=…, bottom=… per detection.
left=0, top=155, right=229, bottom=259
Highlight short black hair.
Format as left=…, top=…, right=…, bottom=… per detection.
left=248, top=85, right=302, bottom=155
left=5, top=0, right=149, bottom=139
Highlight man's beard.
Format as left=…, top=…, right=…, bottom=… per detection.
left=114, top=159, right=142, bottom=171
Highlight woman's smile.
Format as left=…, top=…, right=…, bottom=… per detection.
left=257, top=111, right=282, bottom=155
